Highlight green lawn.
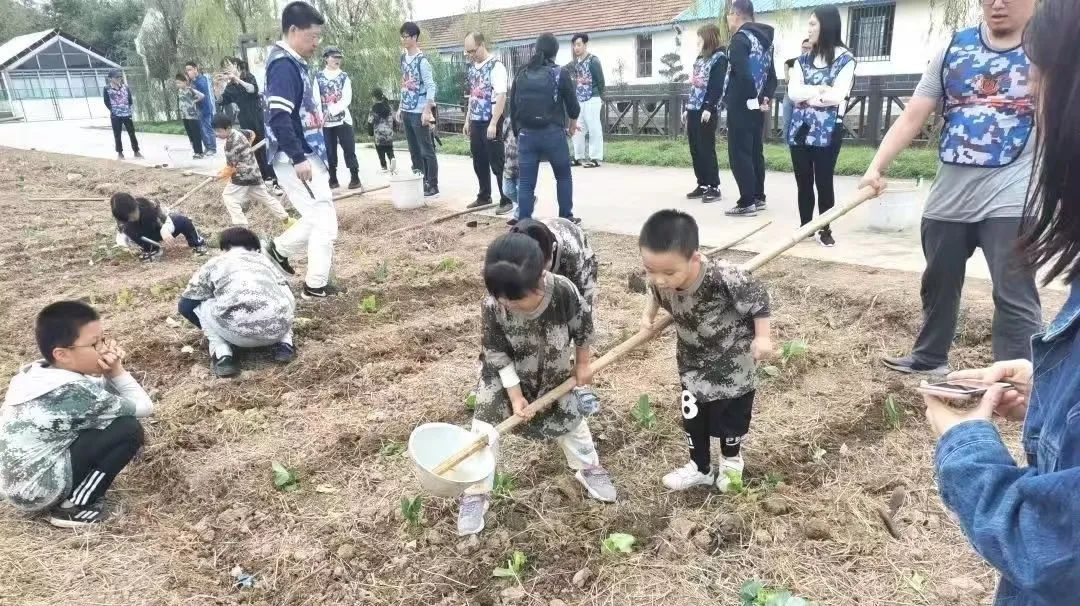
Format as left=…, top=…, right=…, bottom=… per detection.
left=136, top=121, right=938, bottom=179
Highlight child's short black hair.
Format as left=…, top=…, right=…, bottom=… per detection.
left=184, top=60, right=198, bottom=70
left=110, top=192, right=138, bottom=222
left=572, top=33, right=589, bottom=44
left=212, top=112, right=234, bottom=130
left=174, top=72, right=188, bottom=82
left=371, top=87, right=386, bottom=101
left=36, top=301, right=99, bottom=364
left=219, top=226, right=261, bottom=252
left=400, top=21, right=421, bottom=39
left=281, top=1, right=325, bottom=33
left=639, top=209, right=699, bottom=258
left=484, top=233, right=544, bottom=301
left=509, top=219, right=555, bottom=263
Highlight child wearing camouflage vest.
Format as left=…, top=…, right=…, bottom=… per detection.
left=458, top=234, right=616, bottom=536
left=639, top=210, right=772, bottom=493
left=213, top=113, right=292, bottom=228
left=0, top=301, right=153, bottom=528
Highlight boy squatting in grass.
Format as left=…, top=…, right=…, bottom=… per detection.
left=111, top=192, right=208, bottom=262
left=178, top=227, right=297, bottom=379
left=0, top=301, right=153, bottom=528
left=458, top=233, right=616, bottom=536
left=639, top=210, right=773, bottom=492
left=212, top=112, right=294, bottom=228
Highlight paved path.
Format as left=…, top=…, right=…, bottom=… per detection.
left=0, top=118, right=1047, bottom=289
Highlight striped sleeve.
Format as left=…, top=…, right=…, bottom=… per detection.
left=265, top=59, right=305, bottom=164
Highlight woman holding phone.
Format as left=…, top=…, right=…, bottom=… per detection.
left=915, top=0, right=1080, bottom=602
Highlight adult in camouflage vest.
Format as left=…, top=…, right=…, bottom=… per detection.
left=861, top=0, right=1041, bottom=375
left=463, top=32, right=511, bottom=212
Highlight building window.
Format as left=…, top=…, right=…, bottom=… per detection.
left=501, top=42, right=536, bottom=74
left=636, top=34, right=653, bottom=78
left=849, top=3, right=895, bottom=62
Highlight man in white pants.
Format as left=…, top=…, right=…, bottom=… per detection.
left=262, top=1, right=339, bottom=299
left=568, top=33, right=605, bottom=168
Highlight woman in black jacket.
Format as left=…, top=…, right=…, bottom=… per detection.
left=220, top=57, right=276, bottom=185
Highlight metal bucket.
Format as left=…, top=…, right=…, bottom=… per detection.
left=408, top=423, right=495, bottom=498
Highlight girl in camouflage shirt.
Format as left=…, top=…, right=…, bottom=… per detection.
left=458, top=234, right=616, bottom=536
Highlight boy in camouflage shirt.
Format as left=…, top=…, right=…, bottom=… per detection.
left=212, top=113, right=292, bottom=227
left=0, top=301, right=153, bottom=528
left=639, top=210, right=772, bottom=493
left=459, top=233, right=616, bottom=536
left=178, top=227, right=297, bottom=379
left=510, top=217, right=599, bottom=313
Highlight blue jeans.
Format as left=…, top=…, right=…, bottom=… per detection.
left=516, top=125, right=573, bottom=220
left=503, top=176, right=520, bottom=219
left=200, top=113, right=217, bottom=153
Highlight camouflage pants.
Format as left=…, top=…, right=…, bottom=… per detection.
left=472, top=373, right=586, bottom=441
left=464, top=417, right=599, bottom=496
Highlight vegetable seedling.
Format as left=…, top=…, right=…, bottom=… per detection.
left=601, top=532, right=636, bottom=555
left=779, top=339, right=808, bottom=368
left=740, top=579, right=813, bottom=606
left=271, top=461, right=300, bottom=492
left=401, top=496, right=423, bottom=527
left=492, top=550, right=527, bottom=580
left=493, top=472, right=515, bottom=501
left=359, top=295, right=379, bottom=314
left=465, top=393, right=477, bottom=411
left=379, top=441, right=405, bottom=457
left=884, top=394, right=904, bottom=430
left=115, top=288, right=134, bottom=310
left=724, top=469, right=745, bottom=494
left=373, top=260, right=390, bottom=283
left=436, top=258, right=464, bottom=272
left=631, top=394, right=657, bottom=429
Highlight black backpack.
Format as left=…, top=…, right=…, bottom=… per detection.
left=513, top=64, right=562, bottom=130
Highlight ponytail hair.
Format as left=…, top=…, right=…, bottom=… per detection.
left=484, top=233, right=545, bottom=300
left=509, top=219, right=555, bottom=265
left=527, top=33, right=560, bottom=69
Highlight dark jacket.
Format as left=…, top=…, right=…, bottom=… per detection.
left=725, top=22, right=777, bottom=114
left=508, top=61, right=581, bottom=135
left=118, top=198, right=166, bottom=245
left=221, top=73, right=264, bottom=133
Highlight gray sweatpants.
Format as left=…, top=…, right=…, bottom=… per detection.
left=912, top=217, right=1042, bottom=367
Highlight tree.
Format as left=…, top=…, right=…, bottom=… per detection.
left=38, top=0, right=145, bottom=64
left=222, top=0, right=274, bottom=35
left=658, top=52, right=687, bottom=83
left=0, top=1, right=43, bottom=45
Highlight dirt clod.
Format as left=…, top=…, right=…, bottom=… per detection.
left=572, top=568, right=593, bottom=588
left=802, top=518, right=833, bottom=541
left=336, top=544, right=356, bottom=560
left=761, top=495, right=789, bottom=515
left=500, top=586, right=526, bottom=601
left=66, top=172, right=83, bottom=182
left=549, top=600, right=567, bottom=606
left=626, top=269, right=647, bottom=294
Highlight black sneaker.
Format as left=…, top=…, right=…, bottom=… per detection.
left=211, top=355, right=239, bottom=378
left=724, top=205, right=758, bottom=217
left=262, top=239, right=295, bottom=275
left=270, top=342, right=296, bottom=364
left=571, top=159, right=582, bottom=167
left=702, top=187, right=722, bottom=203
left=467, top=197, right=491, bottom=209
left=116, top=152, right=125, bottom=160
left=48, top=503, right=107, bottom=528
left=565, top=216, right=582, bottom=225
left=495, top=200, right=514, bottom=215
left=882, top=355, right=949, bottom=376
left=134, top=152, right=144, bottom=159
left=347, top=175, right=362, bottom=190
left=328, top=178, right=340, bottom=189
left=204, top=150, right=216, bottom=157
left=506, top=218, right=519, bottom=226
left=193, top=153, right=204, bottom=160
left=139, top=249, right=164, bottom=263
left=686, top=186, right=706, bottom=199
left=583, top=160, right=601, bottom=168
left=816, top=230, right=836, bottom=248
left=193, top=244, right=209, bottom=256
left=754, top=196, right=768, bottom=211
left=424, top=186, right=440, bottom=198
left=302, top=283, right=343, bottom=299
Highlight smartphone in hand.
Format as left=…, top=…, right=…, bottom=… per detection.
left=916, top=379, right=1016, bottom=401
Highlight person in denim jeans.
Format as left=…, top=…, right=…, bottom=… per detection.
left=911, top=2, right=1080, bottom=603
left=508, top=33, right=581, bottom=224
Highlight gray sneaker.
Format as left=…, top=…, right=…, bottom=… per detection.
left=882, top=355, right=949, bottom=376
left=575, top=465, right=617, bottom=503
left=457, top=494, right=490, bottom=536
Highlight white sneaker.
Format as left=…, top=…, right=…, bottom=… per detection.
left=662, top=462, right=716, bottom=491
left=390, top=158, right=398, bottom=174
left=715, top=456, right=745, bottom=493
left=457, top=493, right=490, bottom=536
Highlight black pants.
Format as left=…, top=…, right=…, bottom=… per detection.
left=912, top=218, right=1042, bottom=367
left=687, top=110, right=719, bottom=187
left=681, top=389, right=754, bottom=474
left=324, top=124, right=358, bottom=178
left=67, top=416, right=145, bottom=507
left=132, top=213, right=204, bottom=252
left=728, top=109, right=766, bottom=207
left=403, top=112, right=439, bottom=188
left=111, top=115, right=139, bottom=154
left=182, top=119, right=204, bottom=155
left=790, top=130, right=843, bottom=230
left=375, top=144, right=396, bottom=169
left=470, top=119, right=507, bottom=201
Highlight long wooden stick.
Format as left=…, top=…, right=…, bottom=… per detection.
left=171, top=140, right=268, bottom=208
left=333, top=183, right=391, bottom=202
left=702, top=220, right=772, bottom=256
left=431, top=186, right=878, bottom=476
left=387, top=203, right=497, bottom=237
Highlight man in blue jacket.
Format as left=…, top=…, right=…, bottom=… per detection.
left=185, top=61, right=217, bottom=156
left=260, top=1, right=339, bottom=299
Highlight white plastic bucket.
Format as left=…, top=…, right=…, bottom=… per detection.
left=868, top=179, right=923, bottom=233
left=390, top=173, right=425, bottom=210
left=408, top=423, right=495, bottom=498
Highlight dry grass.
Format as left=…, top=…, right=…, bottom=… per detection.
left=0, top=148, right=1061, bottom=606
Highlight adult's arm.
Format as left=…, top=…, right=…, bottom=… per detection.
left=265, top=60, right=306, bottom=164
left=103, top=87, right=111, bottom=111
left=508, top=75, right=518, bottom=134
left=936, top=421, right=1080, bottom=601
left=490, top=61, right=509, bottom=125
left=590, top=56, right=605, bottom=97
left=702, top=54, right=729, bottom=113
left=763, top=52, right=778, bottom=100
left=867, top=48, right=943, bottom=175
left=560, top=66, right=581, bottom=120
left=127, top=86, right=135, bottom=108
left=813, top=56, right=856, bottom=107
left=238, top=72, right=257, bottom=94
left=420, top=57, right=438, bottom=112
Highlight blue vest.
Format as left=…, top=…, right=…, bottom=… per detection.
left=939, top=26, right=1034, bottom=167
left=262, top=44, right=328, bottom=166
left=467, top=58, right=500, bottom=122
left=571, top=55, right=595, bottom=103
left=400, top=51, right=429, bottom=112
left=316, top=70, right=349, bottom=125
left=734, top=29, right=773, bottom=98
left=687, top=50, right=725, bottom=111
left=786, top=53, right=854, bottom=147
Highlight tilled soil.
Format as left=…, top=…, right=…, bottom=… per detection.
left=0, top=148, right=1060, bottom=606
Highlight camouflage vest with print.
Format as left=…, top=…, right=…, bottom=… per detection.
left=729, top=29, right=773, bottom=99
left=687, top=50, right=726, bottom=111
left=316, top=70, right=349, bottom=124
left=939, top=26, right=1034, bottom=167
left=467, top=58, right=499, bottom=122
left=572, top=55, right=594, bottom=103
left=107, top=85, right=133, bottom=118
left=400, top=51, right=428, bottom=112
left=786, top=52, right=854, bottom=147
left=262, top=44, right=328, bottom=165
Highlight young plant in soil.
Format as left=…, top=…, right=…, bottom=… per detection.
left=400, top=496, right=423, bottom=528
left=271, top=461, right=300, bottom=492
left=435, top=258, right=464, bottom=272
left=492, top=550, right=527, bottom=580
left=779, top=339, right=808, bottom=368
left=884, top=394, right=904, bottom=430
left=465, top=393, right=477, bottom=411
left=493, top=472, right=515, bottom=501
left=373, top=260, right=390, bottom=283
left=631, top=394, right=657, bottom=429
left=379, top=441, right=405, bottom=457
left=359, top=295, right=379, bottom=314
left=115, top=287, right=135, bottom=310
left=740, top=580, right=813, bottom=606
left=601, top=532, right=636, bottom=555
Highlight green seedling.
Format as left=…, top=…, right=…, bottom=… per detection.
left=465, top=393, right=477, bottom=411
left=401, top=496, right=423, bottom=527
left=436, top=257, right=464, bottom=272
left=724, top=469, right=745, bottom=494
left=271, top=461, right=299, bottom=492
left=758, top=364, right=781, bottom=379
left=492, top=550, right=527, bottom=580
left=379, top=441, right=405, bottom=457
left=740, top=580, right=813, bottom=606
left=631, top=394, right=657, bottom=429
left=359, top=295, right=379, bottom=314
left=493, top=472, right=515, bottom=500
left=763, top=472, right=784, bottom=491
left=884, top=394, right=904, bottom=430
left=115, top=288, right=134, bottom=310
left=374, top=260, right=390, bottom=283
left=600, top=532, right=636, bottom=555
left=779, top=339, right=809, bottom=368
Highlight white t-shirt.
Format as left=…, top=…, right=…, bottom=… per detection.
left=786, top=48, right=855, bottom=115
left=474, top=55, right=509, bottom=95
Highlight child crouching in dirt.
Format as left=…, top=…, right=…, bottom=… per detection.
left=111, top=192, right=207, bottom=261
left=0, top=301, right=153, bottom=528
left=213, top=113, right=294, bottom=228
left=639, top=210, right=772, bottom=493
left=510, top=218, right=598, bottom=313
left=178, top=227, right=296, bottom=379
left=459, top=233, right=615, bottom=536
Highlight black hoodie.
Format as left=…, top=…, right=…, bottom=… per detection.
left=725, top=22, right=777, bottom=114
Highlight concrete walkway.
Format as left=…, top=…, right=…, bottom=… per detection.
left=0, top=118, right=1037, bottom=288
